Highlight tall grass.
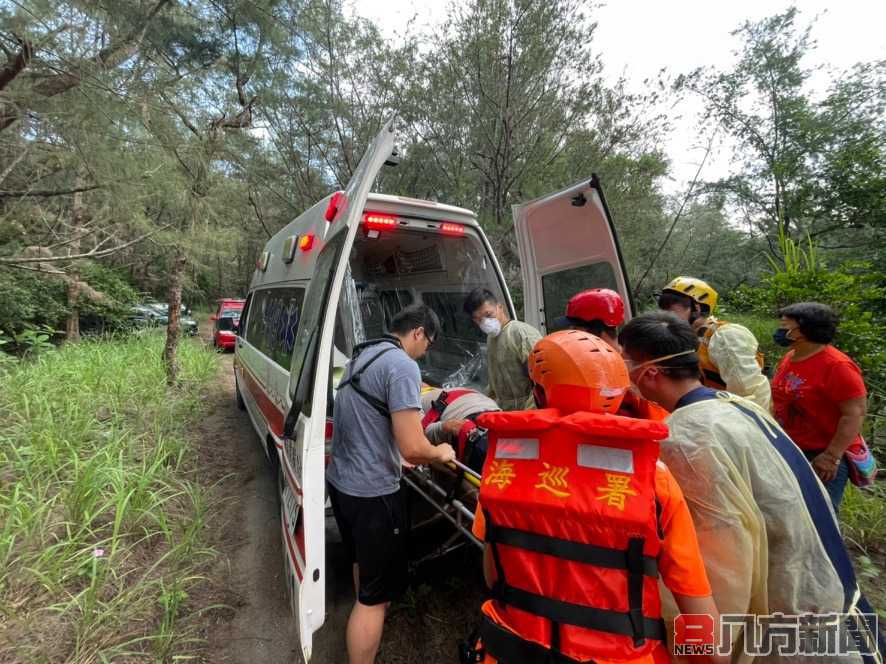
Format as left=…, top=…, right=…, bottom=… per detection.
left=0, top=332, right=219, bottom=662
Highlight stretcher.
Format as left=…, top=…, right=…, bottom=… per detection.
left=403, top=458, right=484, bottom=564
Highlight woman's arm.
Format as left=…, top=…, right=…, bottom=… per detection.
left=812, top=395, right=866, bottom=481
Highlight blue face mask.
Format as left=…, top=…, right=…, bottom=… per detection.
left=773, top=328, right=793, bottom=347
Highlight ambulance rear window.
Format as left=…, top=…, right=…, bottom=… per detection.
left=341, top=226, right=504, bottom=390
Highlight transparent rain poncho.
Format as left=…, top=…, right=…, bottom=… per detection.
left=658, top=393, right=852, bottom=664
left=707, top=321, right=772, bottom=411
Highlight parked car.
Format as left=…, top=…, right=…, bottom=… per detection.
left=211, top=298, right=245, bottom=351
left=213, top=298, right=245, bottom=320
left=212, top=312, right=240, bottom=350
left=146, top=302, right=191, bottom=318
left=128, top=304, right=165, bottom=327
left=130, top=302, right=196, bottom=335
left=181, top=315, right=199, bottom=336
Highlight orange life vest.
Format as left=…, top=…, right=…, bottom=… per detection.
left=475, top=408, right=669, bottom=663
left=618, top=392, right=670, bottom=423
left=697, top=318, right=765, bottom=390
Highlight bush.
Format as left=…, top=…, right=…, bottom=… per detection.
left=0, top=262, right=140, bottom=346
left=727, top=236, right=886, bottom=394
left=0, top=268, right=67, bottom=335
left=77, top=262, right=140, bottom=334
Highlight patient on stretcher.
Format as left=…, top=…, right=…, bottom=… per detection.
left=420, top=385, right=501, bottom=473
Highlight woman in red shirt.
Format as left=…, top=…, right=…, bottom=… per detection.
left=771, top=302, right=867, bottom=511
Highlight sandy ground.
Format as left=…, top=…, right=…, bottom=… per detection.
left=196, top=337, right=483, bottom=664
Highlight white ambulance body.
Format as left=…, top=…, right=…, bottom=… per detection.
left=233, top=119, right=633, bottom=661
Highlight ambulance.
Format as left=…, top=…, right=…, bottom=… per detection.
left=233, top=118, right=634, bottom=661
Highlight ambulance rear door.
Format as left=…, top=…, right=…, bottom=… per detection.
left=281, top=118, right=398, bottom=662
left=513, top=174, right=633, bottom=333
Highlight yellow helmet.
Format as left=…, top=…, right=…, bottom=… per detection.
left=661, top=276, right=718, bottom=313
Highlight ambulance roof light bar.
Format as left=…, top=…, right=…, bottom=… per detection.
left=363, top=212, right=398, bottom=231
left=439, top=222, right=465, bottom=236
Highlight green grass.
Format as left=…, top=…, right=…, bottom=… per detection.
left=0, top=332, right=219, bottom=662
left=841, top=484, right=886, bottom=615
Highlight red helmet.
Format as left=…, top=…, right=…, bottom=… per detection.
left=554, top=289, right=625, bottom=329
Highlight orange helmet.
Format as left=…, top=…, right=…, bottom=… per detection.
left=528, top=330, right=629, bottom=414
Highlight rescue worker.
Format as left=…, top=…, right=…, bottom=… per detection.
left=656, top=276, right=770, bottom=410
left=467, top=331, right=725, bottom=664
left=553, top=287, right=624, bottom=349
left=464, top=288, right=541, bottom=411
left=420, top=385, right=500, bottom=472
left=555, top=288, right=669, bottom=422
left=619, top=312, right=883, bottom=663
left=327, top=304, right=456, bottom=664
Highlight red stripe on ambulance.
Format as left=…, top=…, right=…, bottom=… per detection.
left=239, top=364, right=285, bottom=437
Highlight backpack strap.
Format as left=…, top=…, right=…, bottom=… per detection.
left=338, top=336, right=403, bottom=419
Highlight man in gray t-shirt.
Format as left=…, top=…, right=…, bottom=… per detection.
left=327, top=344, right=423, bottom=496
left=326, top=304, right=454, bottom=664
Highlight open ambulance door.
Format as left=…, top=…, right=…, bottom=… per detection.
left=281, top=119, right=398, bottom=662
left=513, top=174, right=634, bottom=333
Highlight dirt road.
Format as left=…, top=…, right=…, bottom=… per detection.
left=198, top=349, right=482, bottom=664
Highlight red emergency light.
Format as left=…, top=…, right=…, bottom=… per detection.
left=325, top=191, right=345, bottom=222
left=363, top=212, right=398, bottom=232
left=439, top=222, right=465, bottom=236
left=298, top=234, right=315, bottom=251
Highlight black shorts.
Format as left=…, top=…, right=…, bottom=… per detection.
left=328, top=483, right=408, bottom=606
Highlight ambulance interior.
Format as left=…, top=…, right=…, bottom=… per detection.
left=333, top=224, right=505, bottom=392
left=327, top=223, right=492, bottom=549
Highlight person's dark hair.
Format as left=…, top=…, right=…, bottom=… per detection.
left=571, top=319, right=618, bottom=340
left=618, top=311, right=700, bottom=380
left=656, top=290, right=710, bottom=316
left=463, top=288, right=498, bottom=316
left=778, top=302, right=838, bottom=344
left=389, top=303, right=441, bottom=341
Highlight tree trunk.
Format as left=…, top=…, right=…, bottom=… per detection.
left=66, top=278, right=80, bottom=341
left=65, top=182, right=86, bottom=342
left=162, top=249, right=186, bottom=385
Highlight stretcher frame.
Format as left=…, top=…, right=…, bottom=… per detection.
left=403, top=459, right=484, bottom=562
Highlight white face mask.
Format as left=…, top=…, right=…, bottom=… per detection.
left=479, top=316, right=502, bottom=337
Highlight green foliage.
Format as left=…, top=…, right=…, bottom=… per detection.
left=842, top=484, right=886, bottom=554
left=729, top=233, right=886, bottom=424
left=11, top=324, right=58, bottom=356
left=684, top=7, right=886, bottom=257
left=0, top=332, right=218, bottom=661
left=841, top=484, right=886, bottom=612
left=0, top=269, right=67, bottom=336
left=0, top=261, right=140, bottom=345
left=76, top=262, right=140, bottom=333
